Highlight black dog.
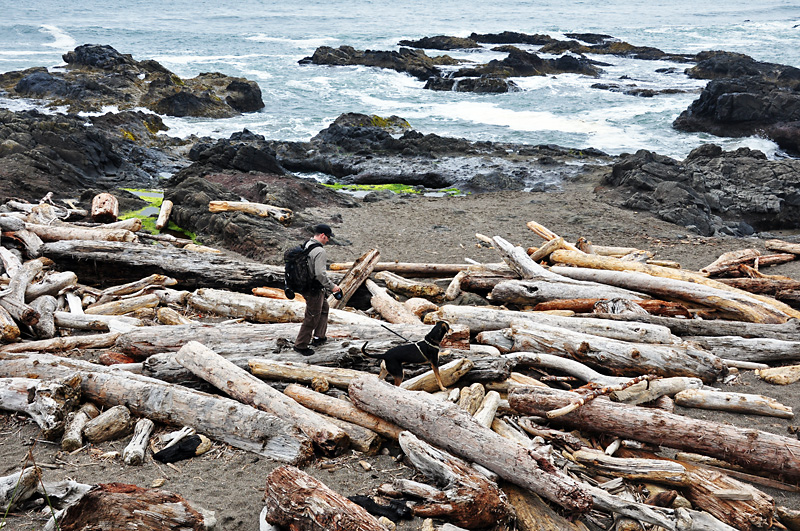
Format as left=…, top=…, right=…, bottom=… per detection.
left=361, top=321, right=450, bottom=391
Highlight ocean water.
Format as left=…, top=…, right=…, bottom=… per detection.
left=1, top=0, right=799, bottom=160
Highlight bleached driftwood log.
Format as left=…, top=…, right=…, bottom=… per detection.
left=550, top=251, right=799, bottom=322
left=249, top=359, right=369, bottom=389
left=176, top=341, right=350, bottom=455
left=375, top=270, right=445, bottom=300
left=526, top=221, right=581, bottom=252
left=96, top=274, right=178, bottom=304
left=284, top=383, right=403, bottom=440
left=263, top=465, right=387, bottom=530
left=502, top=352, right=630, bottom=387
left=573, top=448, right=689, bottom=486
left=756, top=364, right=800, bottom=385
left=400, top=358, right=474, bottom=392
left=85, top=293, right=160, bottom=315
left=188, top=288, right=375, bottom=325
left=329, top=262, right=471, bottom=276
left=349, top=375, right=593, bottom=512
left=62, top=402, right=100, bottom=451
left=0, top=375, right=80, bottom=438
left=509, top=385, right=800, bottom=481
left=0, top=352, right=314, bottom=463
left=123, top=418, right=155, bottom=465
left=0, top=332, right=120, bottom=353
left=156, top=307, right=196, bottom=325
left=674, top=388, right=793, bottom=418
left=404, top=297, right=439, bottom=317
left=25, top=223, right=137, bottom=243
left=83, top=404, right=132, bottom=443
left=503, top=483, right=591, bottom=531
left=396, top=431, right=514, bottom=528
left=473, top=390, right=501, bottom=428
left=0, top=466, right=40, bottom=510
left=155, top=199, right=173, bottom=230
left=29, top=294, right=57, bottom=338
left=682, top=335, right=800, bottom=363
left=1, top=256, right=45, bottom=326
left=208, top=200, right=293, bottom=224
left=25, top=271, right=78, bottom=302
left=427, top=305, right=676, bottom=343
left=365, top=279, right=422, bottom=324
left=457, top=382, right=485, bottom=415
left=54, top=312, right=144, bottom=332
left=328, top=247, right=380, bottom=308
left=508, top=321, right=725, bottom=382
left=610, top=377, right=703, bottom=405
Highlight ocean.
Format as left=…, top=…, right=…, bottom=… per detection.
left=2, top=0, right=799, bottom=161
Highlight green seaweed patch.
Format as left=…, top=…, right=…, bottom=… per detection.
left=323, top=183, right=464, bottom=196
left=170, top=74, right=185, bottom=86
left=119, top=189, right=197, bottom=241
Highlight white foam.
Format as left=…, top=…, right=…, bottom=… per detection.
left=245, top=34, right=338, bottom=49
left=39, top=25, right=76, bottom=50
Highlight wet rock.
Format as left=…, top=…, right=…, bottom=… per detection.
left=468, top=31, right=556, bottom=46
left=299, top=45, right=458, bottom=82
left=424, top=76, right=520, bottom=93
left=454, top=46, right=602, bottom=78
left=0, top=44, right=263, bottom=118
left=398, top=35, right=479, bottom=50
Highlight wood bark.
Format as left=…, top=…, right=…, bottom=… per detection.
left=39, top=240, right=285, bottom=291
left=365, top=279, right=422, bottom=324
left=329, top=247, right=380, bottom=309
left=348, top=375, right=593, bottom=512
left=155, top=199, right=173, bottom=230
left=508, top=321, right=725, bottom=382
left=208, top=200, right=293, bottom=224
left=56, top=483, right=216, bottom=531
left=284, top=383, right=403, bottom=439
left=375, top=270, right=444, bottom=301
left=0, top=352, right=314, bottom=463
left=509, top=385, right=800, bottom=482
left=263, top=465, right=387, bottom=530
left=550, top=250, right=800, bottom=322
left=674, top=388, right=793, bottom=418
left=91, top=192, right=119, bottom=223
left=175, top=341, right=350, bottom=455
left=396, top=431, right=514, bottom=528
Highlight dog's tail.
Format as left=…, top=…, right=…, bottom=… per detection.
left=360, top=341, right=384, bottom=359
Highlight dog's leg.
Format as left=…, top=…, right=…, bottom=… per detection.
left=378, top=361, right=389, bottom=381
left=431, top=364, right=447, bottom=391
left=393, top=374, right=404, bottom=386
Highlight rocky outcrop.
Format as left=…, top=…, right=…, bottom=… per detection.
left=0, top=44, right=264, bottom=117
left=468, top=32, right=556, bottom=46
left=398, top=36, right=479, bottom=50
left=268, top=112, right=611, bottom=192
left=299, top=46, right=459, bottom=82
left=539, top=39, right=694, bottom=62
left=453, top=46, right=602, bottom=78
left=0, top=108, right=189, bottom=203
left=673, top=52, right=800, bottom=155
left=604, top=145, right=800, bottom=236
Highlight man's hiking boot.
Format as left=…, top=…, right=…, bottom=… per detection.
left=293, top=346, right=314, bottom=356
left=311, top=337, right=328, bottom=346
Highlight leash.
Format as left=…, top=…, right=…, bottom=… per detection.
left=380, top=324, right=411, bottom=343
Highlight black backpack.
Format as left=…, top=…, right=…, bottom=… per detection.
left=283, top=241, right=322, bottom=298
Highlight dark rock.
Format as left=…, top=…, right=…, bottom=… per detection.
left=0, top=44, right=263, bottom=118
left=564, top=33, right=615, bottom=44
left=469, top=31, right=556, bottom=46
left=299, top=45, right=457, bottom=82
left=454, top=46, right=602, bottom=78
left=424, top=76, right=519, bottom=93
left=605, top=147, right=800, bottom=235
left=398, top=35, right=479, bottom=50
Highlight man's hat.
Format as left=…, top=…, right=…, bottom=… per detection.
left=313, top=224, right=334, bottom=238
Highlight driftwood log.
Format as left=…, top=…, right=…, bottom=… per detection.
left=365, top=279, right=422, bottom=324
left=155, top=199, right=173, bottom=230
left=673, top=388, right=793, bottom=418
left=175, top=341, right=350, bottom=455
left=0, top=353, right=314, bottom=463
left=329, top=248, right=380, bottom=309
left=0, top=375, right=80, bottom=439
left=348, top=375, right=593, bottom=512
left=509, top=385, right=800, bottom=482
left=91, top=192, right=119, bottom=223
left=263, top=465, right=387, bottom=530
left=61, top=402, right=100, bottom=451
left=208, top=200, right=292, bottom=224
left=375, top=270, right=445, bottom=301
left=83, top=404, right=132, bottom=443
left=330, top=262, right=471, bottom=276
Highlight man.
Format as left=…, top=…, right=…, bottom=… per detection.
left=294, top=224, right=342, bottom=356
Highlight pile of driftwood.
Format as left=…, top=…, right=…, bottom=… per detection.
left=3, top=195, right=800, bottom=530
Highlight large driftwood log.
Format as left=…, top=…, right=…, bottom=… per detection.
left=39, top=240, right=285, bottom=290
left=176, top=341, right=349, bottom=455
left=349, top=375, right=593, bottom=512
left=682, top=335, right=800, bottom=363
left=25, top=223, right=136, bottom=243
left=0, top=332, right=120, bottom=353
left=54, top=312, right=144, bottom=332
left=1, top=256, right=45, bottom=326
left=263, top=465, right=387, bottom=530
left=396, top=431, right=514, bottom=528
left=330, top=262, right=471, bottom=276
left=54, top=483, right=216, bottom=531
left=208, top=200, right=293, bottom=224
left=249, top=359, right=369, bottom=389
left=284, top=383, right=403, bottom=439
left=61, top=402, right=100, bottom=451
left=503, top=352, right=631, bottom=387
left=329, top=248, right=380, bottom=309
left=188, top=288, right=375, bottom=325
left=83, top=404, right=132, bottom=443
left=509, top=385, right=800, bottom=481
left=96, top=274, right=178, bottom=305
left=427, top=304, right=677, bottom=343
left=0, top=352, right=314, bottom=463
left=85, top=293, right=160, bottom=316
left=365, top=279, right=422, bottom=324
left=25, top=271, right=78, bottom=302
left=508, top=321, right=725, bottom=382
left=0, top=375, right=80, bottom=438
left=550, top=250, right=800, bottom=322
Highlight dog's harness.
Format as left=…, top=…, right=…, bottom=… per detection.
left=416, top=337, right=442, bottom=357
